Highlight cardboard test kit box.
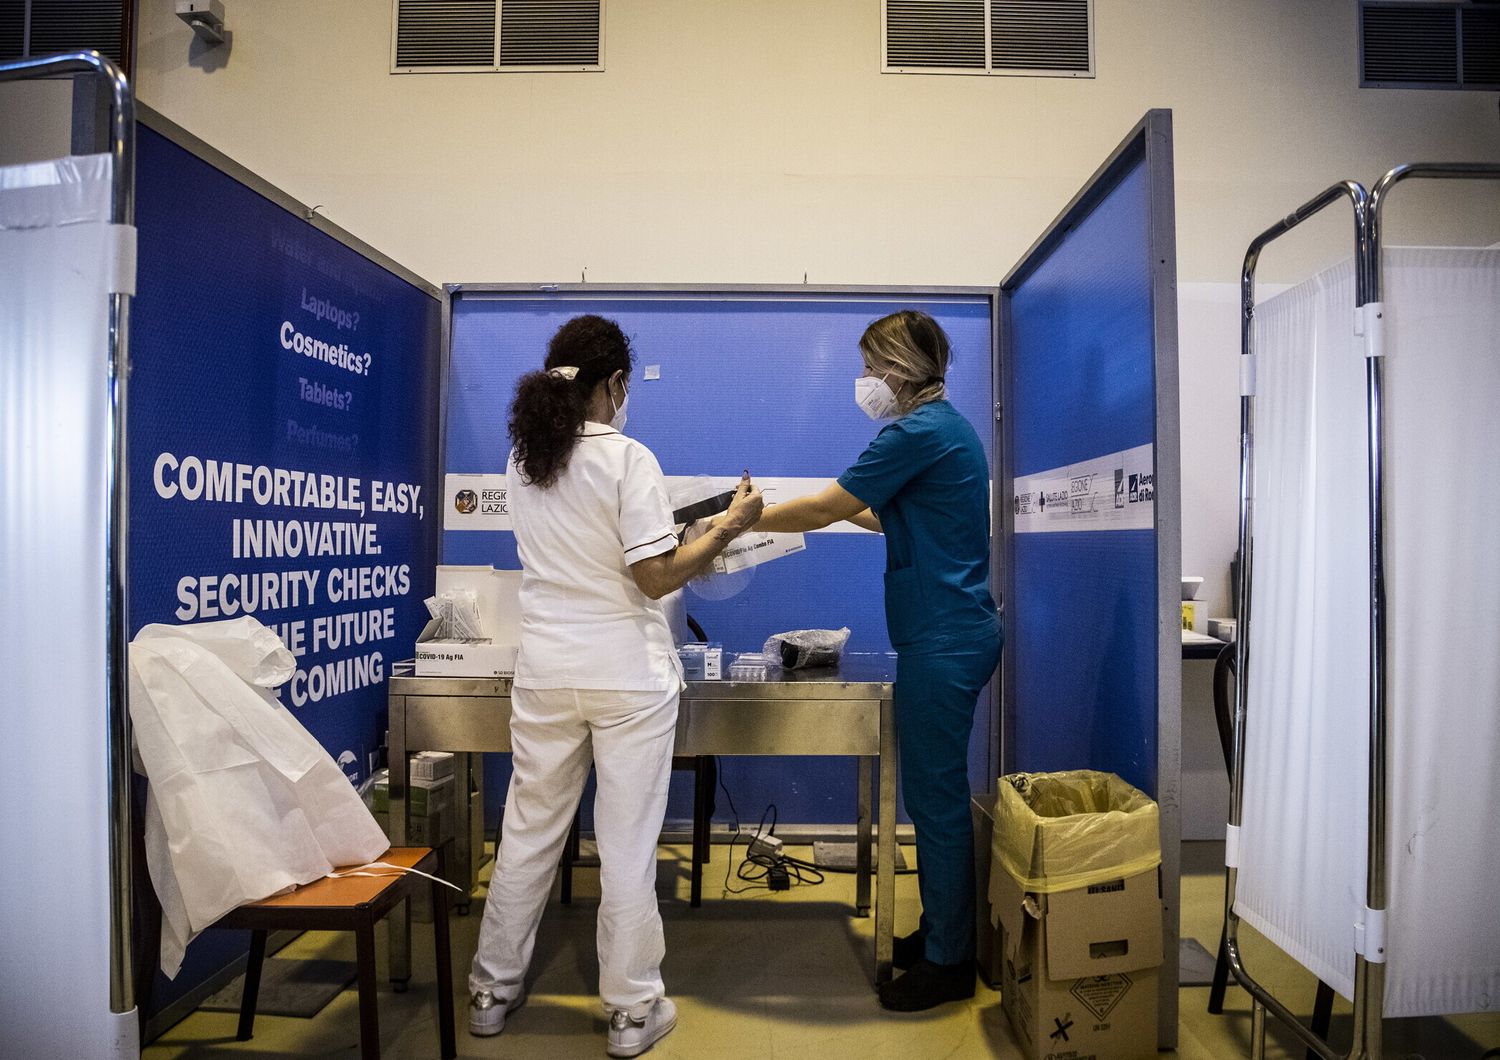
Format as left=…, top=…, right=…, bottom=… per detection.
left=415, top=565, right=520, bottom=677
left=988, top=771, right=1164, bottom=1060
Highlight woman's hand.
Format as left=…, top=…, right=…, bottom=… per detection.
left=716, top=472, right=764, bottom=535
left=628, top=472, right=763, bottom=599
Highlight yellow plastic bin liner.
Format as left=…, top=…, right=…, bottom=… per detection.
left=993, top=770, right=1161, bottom=893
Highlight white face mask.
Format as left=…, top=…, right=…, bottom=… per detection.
left=609, top=377, right=629, bottom=432
left=855, top=373, right=899, bottom=421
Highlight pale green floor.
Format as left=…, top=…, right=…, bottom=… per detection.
left=145, top=842, right=1500, bottom=1059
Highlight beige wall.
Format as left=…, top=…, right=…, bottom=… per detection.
left=133, top=0, right=1499, bottom=289
left=0, top=81, right=74, bottom=166
left=127, top=0, right=1498, bottom=613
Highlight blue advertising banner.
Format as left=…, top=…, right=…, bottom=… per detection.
left=129, top=123, right=440, bottom=1011
left=446, top=291, right=995, bottom=826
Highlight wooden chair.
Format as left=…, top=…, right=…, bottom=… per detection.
left=213, top=846, right=456, bottom=1060
left=1207, top=642, right=1334, bottom=1058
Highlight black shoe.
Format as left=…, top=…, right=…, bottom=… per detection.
left=878, top=958, right=976, bottom=1012
left=893, top=930, right=925, bottom=971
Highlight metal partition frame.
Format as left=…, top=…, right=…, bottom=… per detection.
left=441, top=282, right=1004, bottom=792
left=997, top=109, right=1182, bottom=1048
left=0, top=48, right=136, bottom=1018
left=1228, top=162, right=1500, bottom=1060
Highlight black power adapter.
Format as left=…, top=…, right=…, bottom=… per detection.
left=767, top=860, right=791, bottom=891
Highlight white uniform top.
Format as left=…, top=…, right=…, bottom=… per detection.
left=507, top=423, right=684, bottom=691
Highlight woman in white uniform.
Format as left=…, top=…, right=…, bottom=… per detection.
left=468, top=315, right=763, bottom=1057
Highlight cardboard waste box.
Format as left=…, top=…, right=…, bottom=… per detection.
left=990, top=770, right=1163, bottom=1060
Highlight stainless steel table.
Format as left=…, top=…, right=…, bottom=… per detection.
left=385, top=654, right=898, bottom=989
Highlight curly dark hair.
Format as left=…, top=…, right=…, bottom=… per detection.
left=508, top=314, right=635, bottom=488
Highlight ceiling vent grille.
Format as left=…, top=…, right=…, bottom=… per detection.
left=0, top=2, right=24, bottom=63
left=1362, top=3, right=1458, bottom=84
left=392, top=0, right=601, bottom=72
left=0, top=0, right=127, bottom=70
left=1360, top=2, right=1495, bottom=89
left=885, top=0, right=986, bottom=70
left=499, top=0, right=600, bottom=67
left=394, top=0, right=496, bottom=69
left=1463, top=6, right=1500, bottom=87
left=991, top=0, right=1090, bottom=72
left=884, top=0, right=1093, bottom=77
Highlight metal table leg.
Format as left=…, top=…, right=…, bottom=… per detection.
left=875, top=697, right=897, bottom=986
left=388, top=694, right=411, bottom=989
left=856, top=756, right=873, bottom=917
left=453, top=752, right=472, bottom=915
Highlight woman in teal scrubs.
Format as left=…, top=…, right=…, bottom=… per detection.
left=755, top=309, right=1001, bottom=1011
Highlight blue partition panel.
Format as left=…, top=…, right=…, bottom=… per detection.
left=446, top=291, right=994, bottom=825
left=1005, top=160, right=1160, bottom=795
left=130, top=125, right=441, bottom=1014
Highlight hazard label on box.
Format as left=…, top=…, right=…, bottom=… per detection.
left=1070, top=973, right=1133, bottom=1022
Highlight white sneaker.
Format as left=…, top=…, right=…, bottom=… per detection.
left=605, top=997, right=677, bottom=1057
left=468, top=989, right=524, bottom=1037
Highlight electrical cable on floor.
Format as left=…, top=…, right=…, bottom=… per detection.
left=715, top=773, right=824, bottom=893
left=739, top=805, right=824, bottom=888
left=714, top=760, right=916, bottom=886
left=716, top=759, right=754, bottom=895
left=790, top=856, right=917, bottom=877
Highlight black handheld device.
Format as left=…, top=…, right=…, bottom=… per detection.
left=672, top=489, right=738, bottom=525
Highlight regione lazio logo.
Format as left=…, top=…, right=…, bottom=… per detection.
left=480, top=488, right=508, bottom=515
left=454, top=489, right=479, bottom=514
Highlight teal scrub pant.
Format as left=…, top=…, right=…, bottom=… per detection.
left=895, top=625, right=1002, bottom=967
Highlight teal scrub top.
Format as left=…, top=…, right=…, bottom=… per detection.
left=838, top=400, right=999, bottom=651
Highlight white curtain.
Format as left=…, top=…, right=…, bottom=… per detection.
left=1383, top=247, right=1500, bottom=1017
left=1236, top=248, right=1500, bottom=1017
left=0, top=155, right=138, bottom=1057
left=1236, top=257, right=1370, bottom=1002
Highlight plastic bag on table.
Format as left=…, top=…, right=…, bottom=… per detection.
left=992, top=769, right=1161, bottom=894
left=762, top=626, right=851, bottom=670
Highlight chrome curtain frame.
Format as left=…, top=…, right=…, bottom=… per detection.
left=0, top=50, right=137, bottom=1015
left=1228, top=180, right=1370, bottom=1060
left=1228, top=163, right=1500, bottom=1060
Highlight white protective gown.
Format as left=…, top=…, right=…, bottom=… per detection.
left=129, top=617, right=389, bottom=977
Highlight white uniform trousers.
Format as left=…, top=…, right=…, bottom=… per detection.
left=468, top=684, right=679, bottom=1017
